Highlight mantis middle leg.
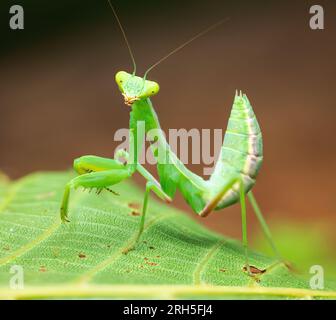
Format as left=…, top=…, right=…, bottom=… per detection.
left=123, top=180, right=171, bottom=253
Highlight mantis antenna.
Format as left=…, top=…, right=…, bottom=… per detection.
left=107, top=0, right=137, bottom=74
left=143, top=17, right=230, bottom=79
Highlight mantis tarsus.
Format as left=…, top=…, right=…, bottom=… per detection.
left=60, top=1, right=283, bottom=275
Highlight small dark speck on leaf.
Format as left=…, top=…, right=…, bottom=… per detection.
left=144, top=257, right=149, bottom=261
left=128, top=202, right=141, bottom=216
left=143, top=241, right=147, bottom=244
left=122, top=246, right=135, bottom=255
left=243, top=265, right=266, bottom=274
left=156, top=256, right=160, bottom=258
left=219, top=268, right=226, bottom=273
left=78, top=252, right=86, bottom=259
left=149, top=246, right=155, bottom=250
left=146, top=262, right=158, bottom=266
left=39, top=266, right=47, bottom=272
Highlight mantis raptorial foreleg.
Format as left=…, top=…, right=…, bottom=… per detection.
left=61, top=168, right=130, bottom=222
left=61, top=154, right=172, bottom=250
left=60, top=155, right=132, bottom=223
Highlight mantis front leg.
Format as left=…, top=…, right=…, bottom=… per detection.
left=60, top=155, right=171, bottom=251
left=60, top=155, right=132, bottom=221
left=60, top=168, right=131, bottom=222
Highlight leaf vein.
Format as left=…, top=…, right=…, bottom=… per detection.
left=193, top=239, right=226, bottom=285
left=76, top=212, right=178, bottom=285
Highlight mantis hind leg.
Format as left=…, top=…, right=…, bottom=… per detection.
left=240, top=185, right=285, bottom=276
left=199, top=178, right=254, bottom=276
left=239, top=182, right=252, bottom=276
left=247, top=191, right=282, bottom=261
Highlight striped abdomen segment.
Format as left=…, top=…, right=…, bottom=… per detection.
left=209, top=92, right=263, bottom=209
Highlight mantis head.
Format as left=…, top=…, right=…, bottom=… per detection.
left=115, top=71, right=159, bottom=106
left=111, top=2, right=226, bottom=107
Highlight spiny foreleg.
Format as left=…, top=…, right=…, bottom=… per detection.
left=60, top=168, right=131, bottom=222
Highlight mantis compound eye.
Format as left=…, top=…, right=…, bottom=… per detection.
left=139, top=81, right=160, bottom=98
left=115, top=70, right=131, bottom=93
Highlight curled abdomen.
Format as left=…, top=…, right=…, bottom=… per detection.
left=208, top=93, right=263, bottom=209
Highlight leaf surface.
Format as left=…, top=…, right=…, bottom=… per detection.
left=0, top=172, right=335, bottom=299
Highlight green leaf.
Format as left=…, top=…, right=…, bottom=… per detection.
left=0, top=172, right=335, bottom=299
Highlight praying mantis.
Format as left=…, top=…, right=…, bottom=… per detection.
left=60, top=1, right=282, bottom=275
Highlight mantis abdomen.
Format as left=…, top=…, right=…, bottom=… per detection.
left=208, top=92, right=263, bottom=211
left=130, top=91, right=262, bottom=217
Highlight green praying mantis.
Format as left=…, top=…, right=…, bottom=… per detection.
left=60, top=1, right=283, bottom=275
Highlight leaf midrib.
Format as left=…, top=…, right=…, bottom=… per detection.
left=1, top=284, right=336, bottom=300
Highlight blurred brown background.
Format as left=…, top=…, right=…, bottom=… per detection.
left=0, top=0, right=335, bottom=247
